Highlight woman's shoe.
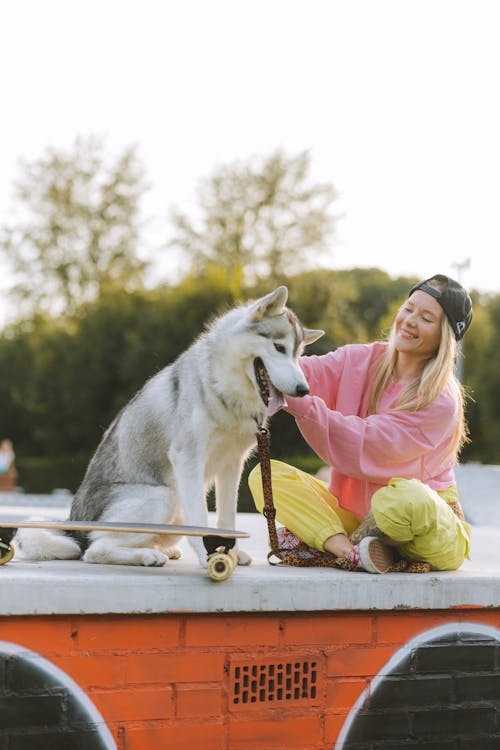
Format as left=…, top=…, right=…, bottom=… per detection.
left=356, top=536, right=394, bottom=573
left=334, top=536, right=394, bottom=574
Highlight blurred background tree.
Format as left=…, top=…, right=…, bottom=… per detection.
left=0, top=136, right=148, bottom=315
left=169, top=149, right=338, bottom=287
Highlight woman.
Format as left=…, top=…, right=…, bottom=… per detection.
left=249, top=274, right=473, bottom=573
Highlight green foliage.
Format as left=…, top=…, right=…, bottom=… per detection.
left=0, top=275, right=236, bottom=461
left=460, top=293, right=499, bottom=463
left=16, top=455, right=90, bottom=494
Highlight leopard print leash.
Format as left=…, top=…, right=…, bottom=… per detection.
left=256, top=425, right=352, bottom=570
left=254, top=425, right=462, bottom=574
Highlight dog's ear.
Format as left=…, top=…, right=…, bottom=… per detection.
left=250, top=286, right=288, bottom=321
left=303, top=328, right=325, bottom=345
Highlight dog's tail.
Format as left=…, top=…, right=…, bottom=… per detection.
left=14, top=525, right=81, bottom=561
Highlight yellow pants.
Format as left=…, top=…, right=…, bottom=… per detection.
left=248, top=460, right=471, bottom=571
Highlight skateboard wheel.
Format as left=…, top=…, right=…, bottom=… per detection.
left=228, top=548, right=238, bottom=566
left=0, top=541, right=14, bottom=565
left=206, top=551, right=235, bottom=582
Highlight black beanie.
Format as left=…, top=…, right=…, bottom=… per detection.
left=409, top=274, right=473, bottom=341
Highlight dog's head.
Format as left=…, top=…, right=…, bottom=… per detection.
left=246, top=286, right=324, bottom=414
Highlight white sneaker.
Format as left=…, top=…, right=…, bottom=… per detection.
left=357, top=536, right=393, bottom=574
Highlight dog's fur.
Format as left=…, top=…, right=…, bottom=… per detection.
left=16, top=286, right=323, bottom=567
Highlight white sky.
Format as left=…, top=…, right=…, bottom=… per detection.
left=1, top=0, right=499, bottom=324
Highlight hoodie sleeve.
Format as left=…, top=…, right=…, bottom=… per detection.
left=297, top=348, right=349, bottom=408
left=285, top=390, right=458, bottom=483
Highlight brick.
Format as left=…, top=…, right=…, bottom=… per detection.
left=283, top=614, right=373, bottom=645
left=9, top=730, right=111, bottom=750
left=412, top=706, right=495, bottom=737
left=51, top=654, right=124, bottom=689
left=91, top=686, right=173, bottom=722
left=76, top=614, right=181, bottom=651
left=373, top=741, right=458, bottom=750
left=123, top=721, right=224, bottom=750
left=6, top=653, right=60, bottom=692
left=342, top=709, right=410, bottom=742
left=0, top=617, right=75, bottom=654
left=455, top=673, right=500, bottom=702
left=176, top=685, right=223, bottom=717
left=229, top=715, right=322, bottom=747
left=455, top=629, right=499, bottom=642
left=5, top=650, right=120, bottom=697
left=185, top=614, right=280, bottom=647
left=324, top=712, right=348, bottom=743
left=124, top=652, right=224, bottom=684
left=0, top=694, right=65, bottom=730
left=228, top=655, right=323, bottom=712
left=375, top=613, right=448, bottom=645
left=457, top=612, right=500, bottom=630
left=461, top=737, right=500, bottom=750
left=415, top=643, right=496, bottom=673
left=327, top=678, right=367, bottom=710
left=368, top=675, right=453, bottom=709
left=327, top=645, right=396, bottom=678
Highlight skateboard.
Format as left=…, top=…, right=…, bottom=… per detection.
left=0, top=518, right=250, bottom=582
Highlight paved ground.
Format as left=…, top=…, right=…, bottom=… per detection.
left=1, top=464, right=500, bottom=616
left=455, top=463, right=500, bottom=525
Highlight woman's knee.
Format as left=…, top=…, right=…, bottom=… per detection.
left=371, top=478, right=439, bottom=541
left=372, top=478, right=469, bottom=569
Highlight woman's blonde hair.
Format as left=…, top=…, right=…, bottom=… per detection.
left=368, top=278, right=469, bottom=458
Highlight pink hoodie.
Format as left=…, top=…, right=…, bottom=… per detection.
left=285, top=342, right=458, bottom=519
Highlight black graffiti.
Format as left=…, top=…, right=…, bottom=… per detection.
left=0, top=641, right=115, bottom=749
left=339, top=625, right=500, bottom=749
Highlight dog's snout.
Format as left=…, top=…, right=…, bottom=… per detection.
left=295, top=384, right=309, bottom=397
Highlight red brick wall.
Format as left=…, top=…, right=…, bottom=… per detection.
left=1, top=609, right=499, bottom=749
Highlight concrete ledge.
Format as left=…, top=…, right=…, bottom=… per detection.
left=1, top=510, right=498, bottom=616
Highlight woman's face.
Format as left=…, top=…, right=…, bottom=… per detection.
left=394, top=290, right=443, bottom=358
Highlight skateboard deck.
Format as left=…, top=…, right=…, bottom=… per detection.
left=0, top=518, right=250, bottom=582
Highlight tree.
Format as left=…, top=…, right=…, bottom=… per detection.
left=461, top=294, right=498, bottom=463
left=1, top=136, right=149, bottom=314
left=0, top=273, right=237, bottom=461
left=169, top=149, right=338, bottom=284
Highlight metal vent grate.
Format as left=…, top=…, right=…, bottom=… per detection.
left=230, top=659, right=318, bottom=707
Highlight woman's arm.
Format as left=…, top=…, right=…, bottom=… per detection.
left=286, top=393, right=457, bottom=483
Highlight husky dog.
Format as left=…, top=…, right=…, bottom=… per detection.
left=17, top=286, right=323, bottom=568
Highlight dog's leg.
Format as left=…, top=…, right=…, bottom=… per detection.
left=215, top=458, right=252, bottom=566
left=83, top=486, right=182, bottom=567
left=169, top=444, right=210, bottom=567
left=84, top=532, right=169, bottom=567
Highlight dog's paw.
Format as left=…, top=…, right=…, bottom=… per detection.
left=83, top=545, right=168, bottom=567
left=140, top=549, right=169, bottom=567
left=165, top=546, right=182, bottom=560
left=236, top=548, right=252, bottom=566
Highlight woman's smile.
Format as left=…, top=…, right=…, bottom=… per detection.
left=394, top=290, right=443, bottom=358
